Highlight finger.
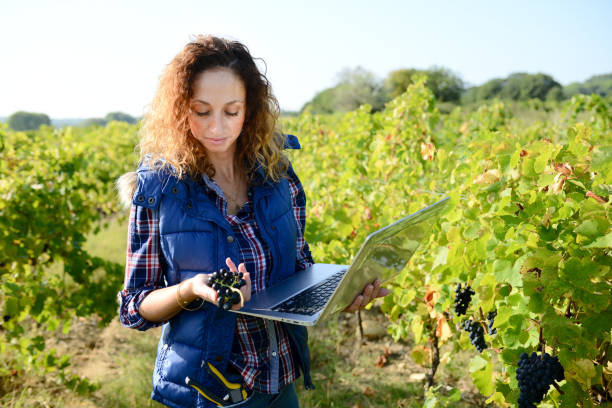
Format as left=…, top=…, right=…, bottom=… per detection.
left=372, top=278, right=381, bottom=291
left=375, top=287, right=391, bottom=298
left=226, top=257, right=237, bottom=272
left=345, top=295, right=363, bottom=313
left=361, top=297, right=371, bottom=308
left=362, top=284, right=374, bottom=302
left=239, top=265, right=251, bottom=285
left=237, top=264, right=250, bottom=284
left=208, top=287, right=218, bottom=303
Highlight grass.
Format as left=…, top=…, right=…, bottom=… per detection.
left=5, top=215, right=490, bottom=407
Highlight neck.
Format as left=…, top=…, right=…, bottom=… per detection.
left=208, top=148, right=240, bottom=183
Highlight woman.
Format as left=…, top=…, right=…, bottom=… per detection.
left=117, top=35, right=388, bottom=408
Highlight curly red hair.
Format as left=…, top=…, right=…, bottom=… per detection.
left=139, top=35, right=288, bottom=181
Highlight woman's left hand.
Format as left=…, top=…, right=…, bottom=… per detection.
left=342, top=278, right=390, bottom=313
left=225, top=257, right=251, bottom=310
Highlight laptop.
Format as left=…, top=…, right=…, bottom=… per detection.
left=231, top=197, right=449, bottom=326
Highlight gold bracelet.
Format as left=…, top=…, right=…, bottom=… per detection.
left=176, top=280, right=204, bottom=311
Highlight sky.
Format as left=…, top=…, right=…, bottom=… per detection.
left=1, top=0, right=611, bottom=118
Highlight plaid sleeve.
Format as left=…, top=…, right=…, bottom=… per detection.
left=287, top=166, right=314, bottom=272
left=117, top=204, right=166, bottom=331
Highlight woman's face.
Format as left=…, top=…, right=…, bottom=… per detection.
left=188, top=67, right=246, bottom=159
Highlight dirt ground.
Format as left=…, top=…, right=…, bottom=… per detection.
left=41, top=305, right=489, bottom=408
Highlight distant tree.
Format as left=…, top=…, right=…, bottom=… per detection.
left=334, top=67, right=387, bottom=112
left=461, top=87, right=479, bottom=104
left=105, top=111, right=137, bottom=124
left=7, top=111, right=51, bottom=131
left=302, top=67, right=387, bottom=114
left=385, top=67, right=464, bottom=102
left=302, top=87, right=338, bottom=114
left=500, top=73, right=561, bottom=101
left=564, top=73, right=612, bottom=98
left=477, top=78, right=505, bottom=100
left=462, top=73, right=561, bottom=103
left=563, top=82, right=582, bottom=98
left=384, top=68, right=420, bottom=99
left=82, top=118, right=107, bottom=127
left=546, top=86, right=564, bottom=102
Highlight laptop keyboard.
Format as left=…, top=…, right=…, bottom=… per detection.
left=272, top=270, right=347, bottom=315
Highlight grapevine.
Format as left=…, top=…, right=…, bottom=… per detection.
left=284, top=83, right=611, bottom=405
left=1, top=78, right=610, bottom=405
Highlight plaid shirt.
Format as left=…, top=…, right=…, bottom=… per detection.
left=118, top=170, right=313, bottom=394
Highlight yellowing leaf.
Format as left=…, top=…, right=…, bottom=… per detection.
left=420, top=142, right=436, bottom=161
left=474, top=169, right=501, bottom=185
left=436, top=315, right=452, bottom=342
left=411, top=315, right=423, bottom=343
left=554, top=162, right=573, bottom=176
left=410, top=345, right=429, bottom=366
left=565, top=358, right=596, bottom=388
left=485, top=392, right=508, bottom=406
left=551, top=173, right=567, bottom=194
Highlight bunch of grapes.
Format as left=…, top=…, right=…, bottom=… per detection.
left=454, top=283, right=475, bottom=316
left=486, top=310, right=497, bottom=335
left=461, top=319, right=487, bottom=352
left=209, top=268, right=247, bottom=311
left=516, top=352, right=564, bottom=408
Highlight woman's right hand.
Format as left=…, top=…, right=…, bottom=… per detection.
left=190, top=257, right=252, bottom=310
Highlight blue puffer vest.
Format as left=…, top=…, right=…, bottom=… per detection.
left=132, top=136, right=313, bottom=408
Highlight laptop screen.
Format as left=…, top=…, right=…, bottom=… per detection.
left=322, top=197, right=449, bottom=318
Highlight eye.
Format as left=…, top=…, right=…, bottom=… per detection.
left=226, top=112, right=239, bottom=117
left=195, top=111, right=210, bottom=117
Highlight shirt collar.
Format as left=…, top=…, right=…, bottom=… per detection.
left=201, top=173, right=224, bottom=197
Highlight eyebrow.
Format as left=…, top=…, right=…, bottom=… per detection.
left=193, top=99, right=245, bottom=106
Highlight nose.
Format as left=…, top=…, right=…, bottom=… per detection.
left=208, top=112, right=224, bottom=136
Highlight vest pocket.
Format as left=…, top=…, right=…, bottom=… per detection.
left=162, top=228, right=218, bottom=273
left=154, top=326, right=171, bottom=381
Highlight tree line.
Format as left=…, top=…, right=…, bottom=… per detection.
left=4, top=71, right=611, bottom=130
left=4, top=111, right=137, bottom=131
left=301, top=68, right=612, bottom=114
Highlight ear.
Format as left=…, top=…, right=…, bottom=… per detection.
left=116, top=171, right=138, bottom=210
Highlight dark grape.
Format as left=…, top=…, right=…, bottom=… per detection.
left=461, top=319, right=487, bottom=352
left=486, top=310, right=497, bottom=335
left=208, top=268, right=247, bottom=309
left=454, top=283, right=475, bottom=316
left=516, top=351, right=564, bottom=408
